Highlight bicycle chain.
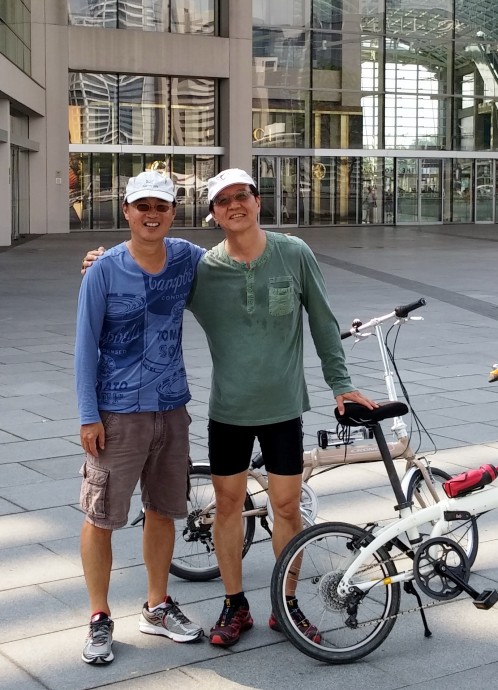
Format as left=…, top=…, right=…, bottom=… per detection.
left=348, top=596, right=452, bottom=630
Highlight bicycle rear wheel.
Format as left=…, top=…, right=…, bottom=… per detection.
left=271, top=522, right=400, bottom=663
left=406, top=467, right=479, bottom=566
left=169, top=465, right=256, bottom=581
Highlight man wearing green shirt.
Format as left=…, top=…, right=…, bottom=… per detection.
left=192, top=169, right=376, bottom=646
left=82, top=168, right=376, bottom=648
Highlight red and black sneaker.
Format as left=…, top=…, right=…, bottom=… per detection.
left=269, top=599, right=321, bottom=643
left=209, top=597, right=254, bottom=646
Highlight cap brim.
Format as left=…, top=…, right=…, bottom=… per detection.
left=208, top=175, right=255, bottom=203
left=126, top=190, right=175, bottom=203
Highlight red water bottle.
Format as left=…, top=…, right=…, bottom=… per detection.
left=443, top=464, right=498, bottom=498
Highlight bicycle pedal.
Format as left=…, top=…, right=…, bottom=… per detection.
left=473, top=589, right=498, bottom=610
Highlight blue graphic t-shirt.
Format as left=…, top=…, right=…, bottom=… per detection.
left=75, top=238, right=205, bottom=424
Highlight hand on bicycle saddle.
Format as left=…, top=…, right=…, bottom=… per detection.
left=335, top=390, right=379, bottom=416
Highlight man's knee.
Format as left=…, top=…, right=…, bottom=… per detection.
left=213, top=476, right=247, bottom=515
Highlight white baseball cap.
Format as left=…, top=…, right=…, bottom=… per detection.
left=124, top=171, right=175, bottom=204
left=207, top=168, right=256, bottom=203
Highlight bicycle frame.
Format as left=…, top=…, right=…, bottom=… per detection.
left=336, top=483, right=498, bottom=596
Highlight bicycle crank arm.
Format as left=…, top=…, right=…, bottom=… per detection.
left=434, top=562, right=498, bottom=608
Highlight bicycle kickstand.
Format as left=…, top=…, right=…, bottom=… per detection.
left=403, top=581, right=432, bottom=637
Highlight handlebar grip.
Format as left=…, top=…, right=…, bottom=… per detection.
left=340, top=330, right=353, bottom=340
left=394, top=298, right=426, bottom=318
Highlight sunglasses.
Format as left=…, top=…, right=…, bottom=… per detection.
left=213, top=190, right=254, bottom=207
left=131, top=202, right=172, bottom=213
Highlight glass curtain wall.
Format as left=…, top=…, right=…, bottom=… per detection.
left=252, top=0, right=498, bottom=227
left=0, top=0, right=31, bottom=73
left=69, top=71, right=215, bottom=229
left=68, top=0, right=215, bottom=33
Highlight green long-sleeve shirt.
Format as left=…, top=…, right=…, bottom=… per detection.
left=188, top=231, right=354, bottom=425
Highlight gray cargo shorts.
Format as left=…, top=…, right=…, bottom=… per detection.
left=79, top=407, right=191, bottom=529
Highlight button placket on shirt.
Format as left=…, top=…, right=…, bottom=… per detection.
left=245, top=267, right=255, bottom=313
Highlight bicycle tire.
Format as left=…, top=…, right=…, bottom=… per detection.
left=271, top=522, right=400, bottom=663
left=169, top=465, right=256, bottom=581
left=406, top=467, right=479, bottom=566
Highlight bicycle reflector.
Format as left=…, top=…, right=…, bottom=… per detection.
left=443, top=464, right=498, bottom=498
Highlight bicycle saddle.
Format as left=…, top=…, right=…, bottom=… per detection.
left=334, top=401, right=408, bottom=427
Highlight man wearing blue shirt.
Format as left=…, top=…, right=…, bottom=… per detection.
left=75, top=171, right=205, bottom=664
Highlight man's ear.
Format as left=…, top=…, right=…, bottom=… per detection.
left=122, top=202, right=130, bottom=221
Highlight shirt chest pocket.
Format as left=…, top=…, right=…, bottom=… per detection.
left=268, top=276, right=294, bottom=316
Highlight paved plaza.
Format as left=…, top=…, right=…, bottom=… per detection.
left=1, top=224, right=498, bottom=689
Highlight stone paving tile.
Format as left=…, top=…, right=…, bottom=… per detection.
left=0, top=438, right=80, bottom=464
left=0, top=506, right=84, bottom=550
left=0, top=497, right=23, bottom=516
left=0, top=477, right=82, bottom=510
left=0, top=418, right=80, bottom=441
left=0, top=543, right=83, bottom=590
left=22, top=455, right=83, bottom=480
left=0, top=462, right=51, bottom=488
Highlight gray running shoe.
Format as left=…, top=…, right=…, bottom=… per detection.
left=82, top=613, right=114, bottom=664
left=139, top=596, right=203, bottom=642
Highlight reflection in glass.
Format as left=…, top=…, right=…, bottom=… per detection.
left=171, top=0, right=215, bottom=34
left=310, top=157, right=333, bottom=225
left=68, top=1, right=215, bottom=34
left=258, top=156, right=277, bottom=225
left=0, top=0, right=31, bottom=72
left=92, top=153, right=118, bottom=229
left=452, top=159, right=472, bottom=222
left=420, top=159, right=442, bottom=222
left=253, top=91, right=306, bottom=148
left=475, top=159, right=494, bottom=222
left=70, top=73, right=214, bottom=146
left=118, top=76, right=169, bottom=145
left=171, top=78, right=215, bottom=146
left=280, top=157, right=298, bottom=226
left=397, top=158, right=418, bottom=223
left=70, top=152, right=215, bottom=230
left=68, top=0, right=118, bottom=27
left=69, top=73, right=118, bottom=144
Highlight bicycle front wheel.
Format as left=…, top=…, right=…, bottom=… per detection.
left=271, top=522, right=400, bottom=664
left=406, top=467, right=479, bottom=566
left=170, top=465, right=256, bottom=581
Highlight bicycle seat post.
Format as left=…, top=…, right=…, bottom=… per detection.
left=371, top=422, right=412, bottom=512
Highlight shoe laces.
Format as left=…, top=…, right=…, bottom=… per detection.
left=90, top=619, right=111, bottom=644
left=217, top=601, right=238, bottom=627
left=166, top=599, right=191, bottom=625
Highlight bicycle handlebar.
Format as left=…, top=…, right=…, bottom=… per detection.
left=340, top=297, right=427, bottom=340
left=394, top=298, right=427, bottom=319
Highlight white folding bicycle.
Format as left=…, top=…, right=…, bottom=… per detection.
left=270, top=384, right=498, bottom=664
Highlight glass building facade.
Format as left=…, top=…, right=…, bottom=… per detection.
left=4, top=0, right=498, bottom=245
left=251, top=0, right=498, bottom=227
left=66, top=0, right=498, bottom=230
left=0, top=0, right=31, bottom=74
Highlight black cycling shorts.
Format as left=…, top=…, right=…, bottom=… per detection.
left=208, top=417, right=304, bottom=477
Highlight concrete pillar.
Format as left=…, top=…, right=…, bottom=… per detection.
left=30, top=0, right=70, bottom=235
left=218, top=0, right=253, bottom=173
left=0, top=100, right=11, bottom=246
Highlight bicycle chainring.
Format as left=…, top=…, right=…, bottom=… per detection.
left=413, top=537, right=470, bottom=600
